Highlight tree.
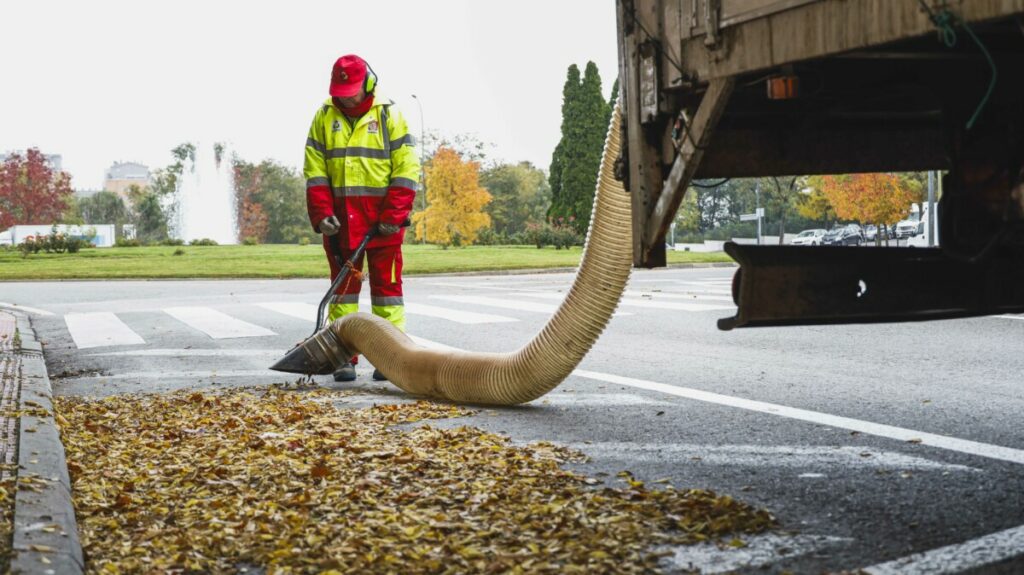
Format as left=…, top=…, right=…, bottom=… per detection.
left=480, top=162, right=550, bottom=237
left=0, top=148, right=73, bottom=228
left=126, top=185, right=170, bottom=242
left=818, top=173, right=919, bottom=242
left=233, top=158, right=311, bottom=244
left=413, top=147, right=491, bottom=248
left=765, top=177, right=803, bottom=244
left=549, top=62, right=611, bottom=234
left=78, top=191, right=129, bottom=225
left=420, top=131, right=492, bottom=166
left=797, top=184, right=837, bottom=225
left=548, top=64, right=580, bottom=226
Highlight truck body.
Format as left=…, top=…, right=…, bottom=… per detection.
left=615, top=0, right=1024, bottom=327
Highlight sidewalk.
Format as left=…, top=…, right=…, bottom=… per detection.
left=0, top=310, right=83, bottom=574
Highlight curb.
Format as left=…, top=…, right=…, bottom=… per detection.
left=7, top=312, right=83, bottom=574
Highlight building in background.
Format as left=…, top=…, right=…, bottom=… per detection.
left=0, top=224, right=116, bottom=248
left=103, top=161, right=150, bottom=198
left=3, top=150, right=62, bottom=172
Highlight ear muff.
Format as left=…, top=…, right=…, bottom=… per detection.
left=364, top=62, right=378, bottom=94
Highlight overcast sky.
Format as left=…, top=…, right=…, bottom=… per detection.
left=2, top=1, right=618, bottom=190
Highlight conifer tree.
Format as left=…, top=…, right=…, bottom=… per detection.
left=548, top=64, right=580, bottom=224
left=548, top=62, right=611, bottom=234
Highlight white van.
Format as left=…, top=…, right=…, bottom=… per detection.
left=906, top=205, right=939, bottom=247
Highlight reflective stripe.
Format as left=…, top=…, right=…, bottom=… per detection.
left=389, top=134, right=414, bottom=148
left=389, top=177, right=417, bottom=190
left=372, top=304, right=406, bottom=332
left=328, top=302, right=359, bottom=322
left=331, top=294, right=360, bottom=304
left=325, top=147, right=389, bottom=160
left=306, top=176, right=330, bottom=189
left=371, top=296, right=404, bottom=306
left=334, top=185, right=389, bottom=198
left=306, top=138, right=326, bottom=154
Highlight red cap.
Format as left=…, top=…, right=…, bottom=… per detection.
left=329, top=55, right=367, bottom=98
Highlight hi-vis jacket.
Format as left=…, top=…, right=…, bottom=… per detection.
left=304, top=95, right=419, bottom=249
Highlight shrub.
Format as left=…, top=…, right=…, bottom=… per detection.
left=18, top=237, right=40, bottom=258
left=474, top=228, right=508, bottom=246
left=522, top=222, right=583, bottom=249
left=298, top=237, right=311, bottom=246
left=173, top=248, right=186, bottom=256
left=115, top=238, right=142, bottom=248
left=189, top=238, right=218, bottom=246
left=161, top=238, right=185, bottom=246
left=66, top=238, right=85, bottom=253
left=242, top=236, right=259, bottom=246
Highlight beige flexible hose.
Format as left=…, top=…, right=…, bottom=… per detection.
left=272, top=106, right=632, bottom=405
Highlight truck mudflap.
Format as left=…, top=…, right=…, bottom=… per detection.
left=718, top=243, right=1024, bottom=330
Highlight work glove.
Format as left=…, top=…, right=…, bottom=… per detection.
left=377, top=222, right=401, bottom=236
left=319, top=215, right=340, bottom=236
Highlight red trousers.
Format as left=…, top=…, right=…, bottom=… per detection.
left=324, top=239, right=405, bottom=364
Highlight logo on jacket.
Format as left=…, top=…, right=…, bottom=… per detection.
left=332, top=119, right=342, bottom=132
left=367, top=120, right=379, bottom=134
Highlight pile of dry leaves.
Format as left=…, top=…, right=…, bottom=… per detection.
left=56, top=389, right=774, bottom=573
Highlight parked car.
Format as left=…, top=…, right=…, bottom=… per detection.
left=823, top=225, right=863, bottom=246
left=895, top=217, right=920, bottom=239
left=791, top=229, right=826, bottom=246
left=821, top=228, right=844, bottom=245
left=864, top=224, right=879, bottom=241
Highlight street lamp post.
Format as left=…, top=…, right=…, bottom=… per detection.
left=411, top=94, right=426, bottom=244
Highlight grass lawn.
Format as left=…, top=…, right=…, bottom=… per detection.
left=0, top=244, right=732, bottom=280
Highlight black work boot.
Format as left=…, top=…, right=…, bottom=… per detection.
left=371, top=368, right=388, bottom=382
left=333, top=362, right=356, bottom=382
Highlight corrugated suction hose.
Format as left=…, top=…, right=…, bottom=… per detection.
left=272, top=106, right=631, bottom=405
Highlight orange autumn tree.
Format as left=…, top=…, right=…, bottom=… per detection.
left=413, top=147, right=492, bottom=248
left=818, top=173, right=918, bottom=242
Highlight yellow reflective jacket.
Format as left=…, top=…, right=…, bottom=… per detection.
left=304, top=94, right=419, bottom=248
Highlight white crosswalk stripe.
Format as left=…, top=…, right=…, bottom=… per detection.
left=164, top=307, right=276, bottom=339
left=430, top=295, right=632, bottom=316
left=622, top=289, right=734, bottom=303
left=513, top=291, right=735, bottom=312
left=257, top=302, right=316, bottom=322
left=64, top=312, right=145, bottom=349
left=258, top=300, right=518, bottom=325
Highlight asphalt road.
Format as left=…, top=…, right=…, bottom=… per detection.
left=4, top=266, right=1024, bottom=573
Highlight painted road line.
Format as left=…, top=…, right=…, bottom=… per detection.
left=258, top=300, right=518, bottom=325
left=0, top=302, right=54, bottom=316
left=165, top=307, right=276, bottom=339
left=572, top=443, right=976, bottom=471
left=571, top=370, right=1024, bottom=466
left=662, top=533, right=850, bottom=574
left=623, top=290, right=735, bottom=302
left=257, top=302, right=317, bottom=322
left=862, top=523, right=1024, bottom=574
left=430, top=295, right=632, bottom=317
left=64, top=312, right=145, bottom=349
left=534, top=393, right=674, bottom=407
left=518, top=292, right=734, bottom=312
left=403, top=302, right=517, bottom=324
left=408, top=334, right=459, bottom=351
left=89, top=348, right=281, bottom=357
left=432, top=294, right=561, bottom=314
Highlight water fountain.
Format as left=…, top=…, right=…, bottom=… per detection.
left=169, top=143, right=238, bottom=245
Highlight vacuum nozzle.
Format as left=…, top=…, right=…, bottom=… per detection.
left=270, top=328, right=350, bottom=375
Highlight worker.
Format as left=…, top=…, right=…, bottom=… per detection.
left=304, top=54, right=420, bottom=382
